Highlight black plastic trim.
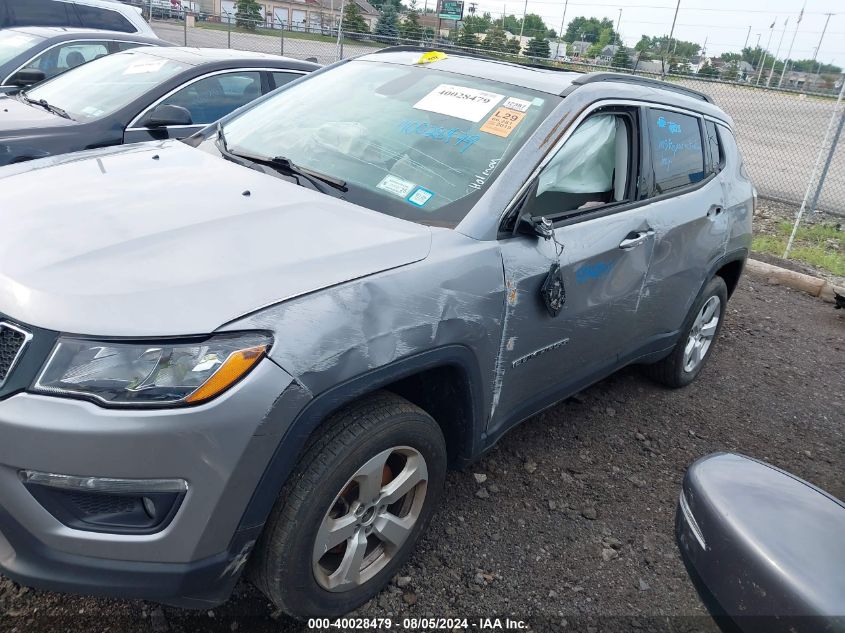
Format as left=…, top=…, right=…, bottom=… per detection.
left=568, top=72, right=714, bottom=103
left=0, top=502, right=257, bottom=608
left=235, top=345, right=486, bottom=532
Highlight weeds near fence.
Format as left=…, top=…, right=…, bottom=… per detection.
left=753, top=221, right=845, bottom=277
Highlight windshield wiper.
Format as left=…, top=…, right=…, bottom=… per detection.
left=215, top=124, right=347, bottom=195
left=20, top=91, right=73, bottom=120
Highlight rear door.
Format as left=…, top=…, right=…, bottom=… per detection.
left=490, top=105, right=656, bottom=431
left=633, top=107, right=730, bottom=348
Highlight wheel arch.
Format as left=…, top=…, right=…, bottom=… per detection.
left=235, top=345, right=487, bottom=534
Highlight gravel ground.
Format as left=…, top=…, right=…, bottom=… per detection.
left=2, top=270, right=843, bottom=633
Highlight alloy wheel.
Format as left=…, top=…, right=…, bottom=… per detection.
left=683, top=295, right=721, bottom=373
left=312, top=446, right=428, bottom=592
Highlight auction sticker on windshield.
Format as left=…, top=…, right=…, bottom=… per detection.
left=480, top=107, right=526, bottom=138
left=377, top=174, right=416, bottom=197
left=123, top=59, right=167, bottom=75
left=500, top=97, right=532, bottom=113
left=414, top=84, right=504, bottom=122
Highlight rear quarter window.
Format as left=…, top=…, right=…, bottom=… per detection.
left=704, top=120, right=723, bottom=173
left=74, top=4, right=135, bottom=32
left=647, top=108, right=705, bottom=193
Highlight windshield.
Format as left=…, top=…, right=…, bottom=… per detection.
left=0, top=31, right=43, bottom=67
left=219, top=60, right=559, bottom=226
left=26, top=50, right=188, bottom=120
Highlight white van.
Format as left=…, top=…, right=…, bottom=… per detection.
left=0, top=0, right=155, bottom=36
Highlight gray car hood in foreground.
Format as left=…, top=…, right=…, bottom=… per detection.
left=0, top=141, right=432, bottom=336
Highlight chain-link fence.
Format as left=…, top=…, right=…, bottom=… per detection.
left=151, top=15, right=845, bottom=216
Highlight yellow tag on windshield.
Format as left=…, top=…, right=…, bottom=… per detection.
left=416, top=51, right=448, bottom=65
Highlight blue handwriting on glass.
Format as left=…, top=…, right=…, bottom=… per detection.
left=399, top=120, right=480, bottom=153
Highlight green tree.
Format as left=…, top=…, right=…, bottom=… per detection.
left=586, top=27, right=613, bottom=58
left=480, top=25, right=507, bottom=52
left=456, top=28, right=480, bottom=48
left=399, top=1, right=422, bottom=42
left=235, top=0, right=262, bottom=29
left=342, top=2, right=368, bottom=34
left=610, top=47, right=631, bottom=69
left=721, top=59, right=739, bottom=81
left=698, top=61, right=719, bottom=78
left=526, top=36, right=550, bottom=58
left=564, top=16, right=615, bottom=45
left=495, top=13, right=552, bottom=38
left=505, top=38, right=522, bottom=55
left=375, top=4, right=399, bottom=39
left=463, top=13, right=493, bottom=34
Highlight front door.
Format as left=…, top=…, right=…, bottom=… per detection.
left=489, top=107, right=655, bottom=434
left=124, top=70, right=266, bottom=144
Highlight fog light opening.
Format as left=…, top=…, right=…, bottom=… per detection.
left=142, top=496, right=156, bottom=519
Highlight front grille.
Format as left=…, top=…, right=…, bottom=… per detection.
left=0, top=322, right=31, bottom=385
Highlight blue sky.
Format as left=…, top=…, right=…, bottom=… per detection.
left=464, top=0, right=842, bottom=65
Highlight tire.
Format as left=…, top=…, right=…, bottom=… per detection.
left=645, top=275, right=728, bottom=388
left=251, top=391, right=447, bottom=619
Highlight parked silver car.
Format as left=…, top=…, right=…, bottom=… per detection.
left=0, top=47, right=753, bottom=618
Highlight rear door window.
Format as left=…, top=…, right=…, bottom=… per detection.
left=647, top=108, right=705, bottom=193
left=271, top=71, right=300, bottom=90
left=74, top=4, right=135, bottom=32
left=5, top=0, right=80, bottom=26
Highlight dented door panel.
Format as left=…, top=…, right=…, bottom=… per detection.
left=488, top=208, right=655, bottom=435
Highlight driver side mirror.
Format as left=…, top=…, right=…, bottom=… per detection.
left=515, top=210, right=554, bottom=240
left=146, top=104, right=192, bottom=128
left=8, top=68, right=46, bottom=87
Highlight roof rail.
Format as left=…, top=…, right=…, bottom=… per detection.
left=369, top=45, right=499, bottom=63
left=367, top=45, right=580, bottom=74
left=567, top=72, right=713, bottom=103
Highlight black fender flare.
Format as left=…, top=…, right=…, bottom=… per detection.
left=234, top=344, right=487, bottom=534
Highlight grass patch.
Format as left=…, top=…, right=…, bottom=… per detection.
left=195, top=21, right=383, bottom=47
left=752, top=221, right=845, bottom=277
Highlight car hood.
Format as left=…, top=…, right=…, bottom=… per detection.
left=0, top=94, right=76, bottom=132
left=0, top=141, right=432, bottom=336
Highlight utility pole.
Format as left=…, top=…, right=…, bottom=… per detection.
left=743, top=25, right=751, bottom=51
left=556, top=0, right=568, bottom=60
left=661, top=0, right=681, bottom=80
left=778, top=3, right=803, bottom=88
left=809, top=12, right=832, bottom=90
left=785, top=78, right=845, bottom=257
left=766, top=16, right=788, bottom=87
left=756, top=19, right=775, bottom=86
left=517, top=0, right=528, bottom=55
left=612, top=8, right=621, bottom=67
left=335, top=0, right=346, bottom=60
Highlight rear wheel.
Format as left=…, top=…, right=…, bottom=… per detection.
left=252, top=391, right=447, bottom=619
left=646, top=276, right=728, bottom=388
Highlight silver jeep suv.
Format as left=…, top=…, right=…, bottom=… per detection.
left=0, top=48, right=752, bottom=618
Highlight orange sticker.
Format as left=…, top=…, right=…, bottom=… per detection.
left=480, top=107, right=526, bottom=138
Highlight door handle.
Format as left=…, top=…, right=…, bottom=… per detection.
left=619, top=229, right=654, bottom=250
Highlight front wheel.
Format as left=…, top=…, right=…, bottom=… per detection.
left=251, top=391, right=447, bottom=619
left=646, top=275, right=728, bottom=388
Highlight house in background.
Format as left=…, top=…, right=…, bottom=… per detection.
left=569, top=40, right=591, bottom=57
left=213, top=0, right=379, bottom=32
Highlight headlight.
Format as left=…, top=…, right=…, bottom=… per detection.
left=33, top=332, right=271, bottom=407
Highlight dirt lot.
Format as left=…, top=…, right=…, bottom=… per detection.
left=1, top=270, right=843, bottom=633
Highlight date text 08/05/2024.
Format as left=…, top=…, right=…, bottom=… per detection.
left=307, top=617, right=529, bottom=630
